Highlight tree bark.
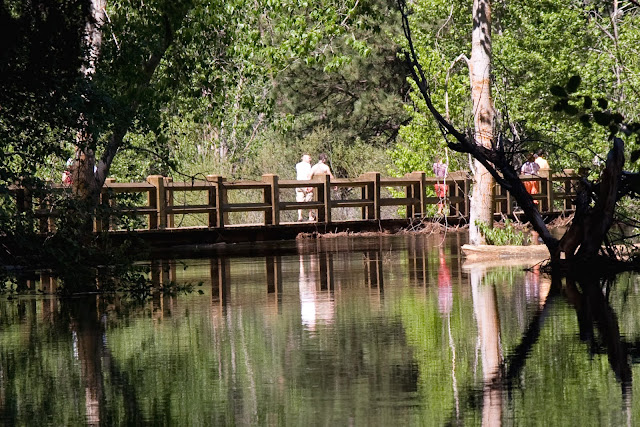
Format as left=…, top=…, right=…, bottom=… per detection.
left=468, top=0, right=495, bottom=245
left=72, top=3, right=183, bottom=209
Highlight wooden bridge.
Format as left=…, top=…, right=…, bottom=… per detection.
left=17, top=169, right=579, bottom=245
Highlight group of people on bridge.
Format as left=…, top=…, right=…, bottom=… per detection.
left=295, top=153, right=335, bottom=222
left=520, top=150, right=551, bottom=204
left=294, top=149, right=552, bottom=220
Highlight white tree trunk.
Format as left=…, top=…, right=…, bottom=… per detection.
left=468, top=0, right=495, bottom=245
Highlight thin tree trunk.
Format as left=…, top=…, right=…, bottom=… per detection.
left=468, top=0, right=495, bottom=245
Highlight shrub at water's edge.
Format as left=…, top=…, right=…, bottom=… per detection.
left=475, top=220, right=529, bottom=246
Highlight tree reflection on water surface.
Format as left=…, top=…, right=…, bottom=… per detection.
left=0, top=234, right=639, bottom=426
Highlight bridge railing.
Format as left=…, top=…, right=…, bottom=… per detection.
left=17, top=169, right=579, bottom=232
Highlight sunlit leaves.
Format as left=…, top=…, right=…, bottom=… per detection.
left=550, top=74, right=640, bottom=157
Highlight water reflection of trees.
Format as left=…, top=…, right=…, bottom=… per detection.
left=454, top=265, right=636, bottom=426
left=1, top=241, right=421, bottom=424
left=203, top=247, right=640, bottom=425
left=3, top=238, right=640, bottom=425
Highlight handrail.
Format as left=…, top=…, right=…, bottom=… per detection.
left=12, top=169, right=579, bottom=233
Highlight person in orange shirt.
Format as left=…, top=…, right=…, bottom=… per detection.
left=521, top=153, right=540, bottom=203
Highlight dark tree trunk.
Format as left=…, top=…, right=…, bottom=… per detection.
left=558, top=138, right=624, bottom=262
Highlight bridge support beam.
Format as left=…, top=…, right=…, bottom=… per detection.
left=361, top=172, right=381, bottom=220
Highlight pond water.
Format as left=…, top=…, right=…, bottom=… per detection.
left=1, top=233, right=639, bottom=426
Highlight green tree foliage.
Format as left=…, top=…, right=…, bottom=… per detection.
left=0, top=1, right=87, bottom=211
left=153, top=0, right=408, bottom=181
left=393, top=0, right=640, bottom=175
left=1, top=0, right=374, bottom=289
left=391, top=1, right=472, bottom=175
left=274, top=0, right=412, bottom=177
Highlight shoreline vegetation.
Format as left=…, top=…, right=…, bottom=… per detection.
left=299, top=214, right=572, bottom=240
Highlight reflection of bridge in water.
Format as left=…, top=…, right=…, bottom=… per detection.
left=145, top=235, right=468, bottom=312
left=25, top=235, right=468, bottom=305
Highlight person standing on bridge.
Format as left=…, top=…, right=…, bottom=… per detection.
left=534, top=150, right=550, bottom=171
left=433, top=157, right=448, bottom=215
left=295, top=154, right=313, bottom=221
left=310, top=153, right=334, bottom=179
left=521, top=153, right=540, bottom=204
left=309, top=153, right=335, bottom=221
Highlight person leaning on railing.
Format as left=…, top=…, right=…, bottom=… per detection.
left=521, top=153, right=541, bottom=204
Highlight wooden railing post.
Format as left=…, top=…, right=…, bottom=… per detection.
left=408, top=171, right=426, bottom=217
left=38, top=195, right=50, bottom=234
left=538, top=169, right=551, bottom=212
left=206, top=175, right=226, bottom=228
left=165, top=176, right=174, bottom=228
left=15, top=186, right=34, bottom=233
left=147, top=175, right=166, bottom=229
left=563, top=169, right=574, bottom=211
left=96, top=177, right=116, bottom=232
left=361, top=172, right=380, bottom=220
left=315, top=174, right=332, bottom=223
left=546, top=171, right=555, bottom=213
left=262, top=174, right=280, bottom=226
left=450, top=173, right=461, bottom=216
left=493, top=182, right=500, bottom=214
left=206, top=175, right=217, bottom=227
left=404, top=173, right=413, bottom=218
left=505, top=189, right=513, bottom=215
left=464, top=175, right=471, bottom=217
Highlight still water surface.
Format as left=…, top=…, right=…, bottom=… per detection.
left=1, top=233, right=639, bottom=426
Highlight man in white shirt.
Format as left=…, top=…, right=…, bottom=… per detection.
left=295, top=154, right=313, bottom=221
left=308, top=153, right=335, bottom=221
